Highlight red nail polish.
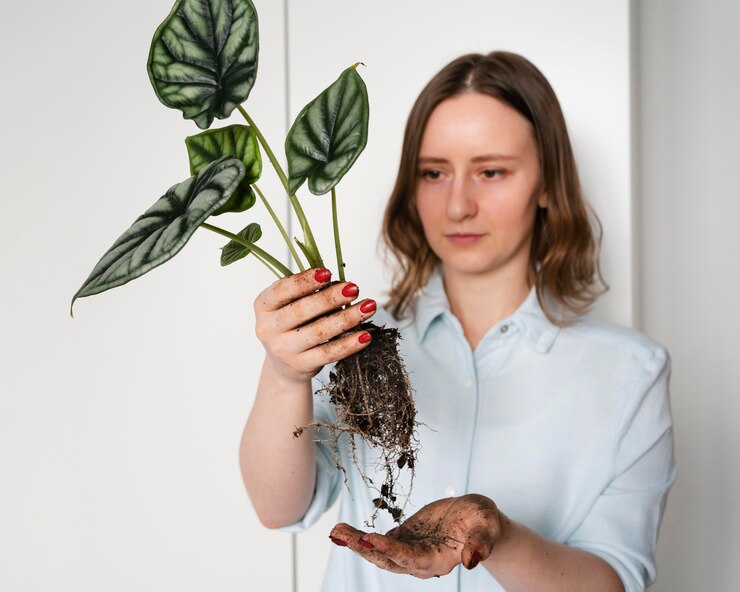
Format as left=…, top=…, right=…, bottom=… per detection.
left=360, top=299, right=376, bottom=314
left=341, top=283, right=359, bottom=298
left=358, top=540, right=374, bottom=549
left=358, top=332, right=372, bottom=344
left=329, top=536, right=347, bottom=547
left=314, top=268, right=331, bottom=283
left=468, top=551, right=482, bottom=569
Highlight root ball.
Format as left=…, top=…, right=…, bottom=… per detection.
left=316, top=321, right=420, bottom=524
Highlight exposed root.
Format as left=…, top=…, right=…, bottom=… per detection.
left=296, top=322, right=420, bottom=525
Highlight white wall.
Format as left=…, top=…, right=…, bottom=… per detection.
left=636, top=0, right=740, bottom=590
left=0, top=1, right=652, bottom=590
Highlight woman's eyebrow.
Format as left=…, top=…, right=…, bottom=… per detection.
left=471, top=154, right=519, bottom=162
left=417, top=154, right=519, bottom=164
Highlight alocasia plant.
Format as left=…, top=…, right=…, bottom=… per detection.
left=73, top=0, right=417, bottom=524
left=72, top=0, right=369, bottom=311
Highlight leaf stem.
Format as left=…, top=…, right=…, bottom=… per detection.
left=200, top=222, right=292, bottom=277
left=238, top=105, right=289, bottom=190
left=331, top=188, right=346, bottom=282
left=250, top=250, right=283, bottom=279
left=237, top=105, right=324, bottom=268
left=254, top=183, right=305, bottom=271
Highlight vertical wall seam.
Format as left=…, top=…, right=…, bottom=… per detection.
left=629, top=0, right=644, bottom=331
left=283, top=0, right=294, bottom=271
left=283, top=1, right=298, bottom=592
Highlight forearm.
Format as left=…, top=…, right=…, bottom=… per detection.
left=485, top=514, right=624, bottom=592
left=239, top=355, right=317, bottom=529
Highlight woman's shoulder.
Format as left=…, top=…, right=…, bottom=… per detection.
left=561, top=314, right=669, bottom=368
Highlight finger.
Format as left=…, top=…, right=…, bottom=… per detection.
left=329, top=525, right=410, bottom=575
left=461, top=521, right=497, bottom=569
left=296, top=324, right=374, bottom=370
left=293, top=299, right=376, bottom=350
left=274, top=281, right=364, bottom=332
left=255, top=267, right=333, bottom=313
left=360, top=533, right=435, bottom=572
left=353, top=548, right=409, bottom=575
left=330, top=522, right=365, bottom=542
left=331, top=526, right=452, bottom=579
left=362, top=534, right=458, bottom=578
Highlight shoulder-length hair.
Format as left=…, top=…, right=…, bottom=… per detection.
left=381, top=51, right=606, bottom=324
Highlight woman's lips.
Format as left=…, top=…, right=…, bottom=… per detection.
left=445, top=233, right=486, bottom=246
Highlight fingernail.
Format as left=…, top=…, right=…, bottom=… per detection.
left=314, top=268, right=331, bottom=283
left=358, top=540, right=374, bottom=549
left=358, top=332, right=372, bottom=344
left=360, top=299, right=376, bottom=314
left=329, top=536, right=347, bottom=547
left=342, top=283, right=359, bottom=298
left=467, top=551, right=482, bottom=569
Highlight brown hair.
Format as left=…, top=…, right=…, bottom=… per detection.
left=381, top=51, right=606, bottom=324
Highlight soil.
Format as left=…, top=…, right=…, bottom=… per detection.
left=295, top=321, right=420, bottom=525
left=389, top=518, right=460, bottom=552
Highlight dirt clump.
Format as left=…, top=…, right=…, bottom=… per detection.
left=295, top=321, right=420, bottom=525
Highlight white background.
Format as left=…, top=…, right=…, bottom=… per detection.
left=637, top=1, right=740, bottom=590
left=0, top=0, right=737, bottom=590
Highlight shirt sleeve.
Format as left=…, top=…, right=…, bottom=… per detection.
left=566, top=346, right=677, bottom=592
left=279, top=372, right=343, bottom=533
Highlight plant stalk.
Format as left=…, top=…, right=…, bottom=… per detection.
left=250, top=251, right=283, bottom=279
left=331, top=188, right=346, bottom=282
left=200, top=222, right=292, bottom=277
left=238, top=105, right=290, bottom=190
left=237, top=105, right=324, bottom=268
left=254, top=183, right=305, bottom=271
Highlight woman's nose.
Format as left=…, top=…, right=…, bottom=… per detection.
left=446, top=179, right=477, bottom=220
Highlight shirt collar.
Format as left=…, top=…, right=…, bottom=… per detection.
left=413, top=267, right=560, bottom=354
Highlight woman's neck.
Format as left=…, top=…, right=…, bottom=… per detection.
left=442, top=265, right=531, bottom=351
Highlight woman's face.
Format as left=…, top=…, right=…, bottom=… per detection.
left=415, top=92, right=547, bottom=283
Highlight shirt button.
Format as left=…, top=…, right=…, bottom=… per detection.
left=444, top=485, right=456, bottom=497
left=500, top=324, right=509, bottom=334
left=463, top=377, right=473, bottom=388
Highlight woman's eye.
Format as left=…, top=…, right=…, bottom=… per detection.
left=482, top=169, right=504, bottom=179
left=421, top=169, right=442, bottom=180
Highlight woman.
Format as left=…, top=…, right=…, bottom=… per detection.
left=240, top=52, right=676, bottom=592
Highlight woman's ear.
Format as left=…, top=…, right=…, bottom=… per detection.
left=537, top=191, right=548, bottom=208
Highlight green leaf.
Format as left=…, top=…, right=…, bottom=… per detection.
left=285, top=65, right=369, bottom=196
left=220, top=222, right=262, bottom=266
left=148, top=0, right=259, bottom=129
left=186, top=124, right=262, bottom=215
left=71, top=157, right=246, bottom=313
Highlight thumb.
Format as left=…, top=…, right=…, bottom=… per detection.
left=461, top=525, right=495, bottom=570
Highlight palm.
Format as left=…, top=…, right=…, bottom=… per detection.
left=330, top=494, right=502, bottom=579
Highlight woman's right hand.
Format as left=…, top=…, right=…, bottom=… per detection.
left=253, top=267, right=377, bottom=386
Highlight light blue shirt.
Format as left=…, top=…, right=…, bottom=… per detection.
left=285, top=268, right=676, bottom=592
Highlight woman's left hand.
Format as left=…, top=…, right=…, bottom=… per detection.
left=329, top=494, right=503, bottom=579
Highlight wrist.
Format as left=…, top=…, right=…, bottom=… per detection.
left=483, top=511, right=531, bottom=571
left=262, top=354, right=315, bottom=391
